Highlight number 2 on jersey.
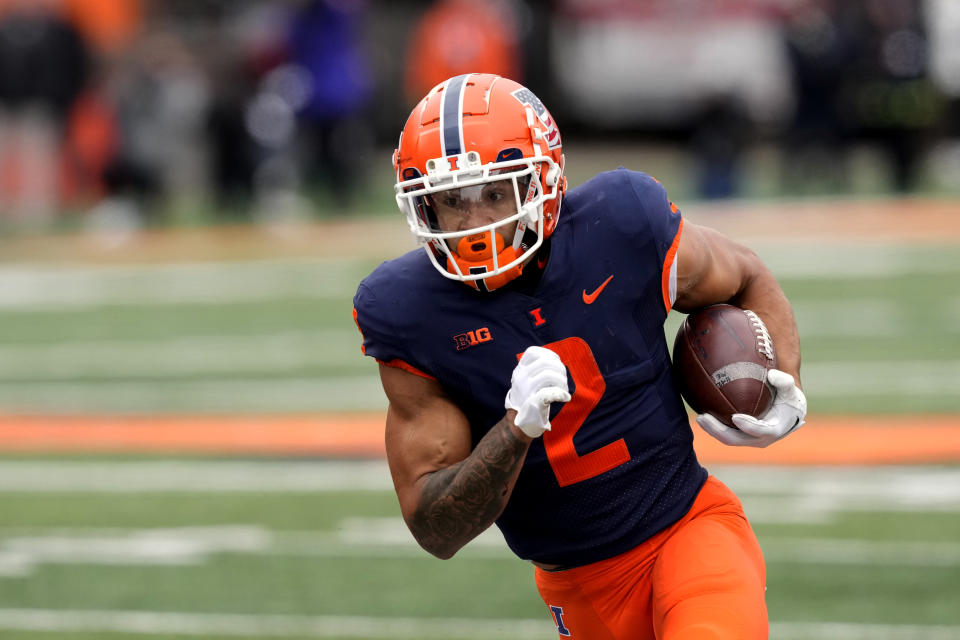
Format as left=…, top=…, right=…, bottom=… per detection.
left=541, top=337, right=630, bottom=486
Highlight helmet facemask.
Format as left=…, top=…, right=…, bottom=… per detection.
left=396, top=150, right=561, bottom=292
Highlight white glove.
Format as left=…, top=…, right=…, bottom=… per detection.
left=504, top=346, right=572, bottom=438
left=696, top=369, right=806, bottom=448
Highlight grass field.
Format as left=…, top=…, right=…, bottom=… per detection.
left=0, top=227, right=958, bottom=415
left=0, top=198, right=958, bottom=638
left=0, top=458, right=957, bottom=639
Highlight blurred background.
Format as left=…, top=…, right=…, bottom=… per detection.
left=0, top=1, right=958, bottom=639
left=0, top=0, right=957, bottom=230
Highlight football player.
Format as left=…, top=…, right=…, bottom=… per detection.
left=353, top=73, right=806, bottom=639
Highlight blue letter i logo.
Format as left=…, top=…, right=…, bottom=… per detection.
left=549, top=605, right=572, bottom=636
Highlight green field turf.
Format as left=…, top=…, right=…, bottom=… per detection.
left=0, top=239, right=957, bottom=414
left=0, top=211, right=958, bottom=638
left=0, top=458, right=957, bottom=639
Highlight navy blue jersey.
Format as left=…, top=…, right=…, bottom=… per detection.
left=354, top=169, right=707, bottom=567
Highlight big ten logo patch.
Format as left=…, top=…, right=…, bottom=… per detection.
left=453, top=327, right=493, bottom=351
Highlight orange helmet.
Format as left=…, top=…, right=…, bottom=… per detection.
left=393, top=73, right=566, bottom=292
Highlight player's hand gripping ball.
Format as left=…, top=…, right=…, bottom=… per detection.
left=505, top=346, right=572, bottom=438
left=673, top=304, right=806, bottom=447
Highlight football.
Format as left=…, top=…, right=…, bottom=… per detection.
left=671, top=304, right=777, bottom=426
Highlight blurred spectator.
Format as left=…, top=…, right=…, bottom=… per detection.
left=927, top=0, right=960, bottom=104
left=92, top=30, right=209, bottom=227
left=842, top=0, right=945, bottom=192
left=63, top=0, right=142, bottom=57
left=57, top=0, right=143, bottom=213
left=204, top=3, right=289, bottom=220
left=690, top=98, right=752, bottom=199
left=781, top=0, right=946, bottom=194
left=286, top=0, right=373, bottom=213
left=0, top=0, right=89, bottom=224
left=780, top=0, right=859, bottom=193
left=404, top=0, right=522, bottom=104
left=205, top=50, right=258, bottom=219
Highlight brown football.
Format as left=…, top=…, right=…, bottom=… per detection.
left=671, top=304, right=777, bottom=426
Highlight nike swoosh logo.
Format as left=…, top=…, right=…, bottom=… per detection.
left=582, top=275, right=614, bottom=304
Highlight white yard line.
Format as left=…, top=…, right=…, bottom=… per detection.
left=0, top=526, right=271, bottom=577
left=0, top=299, right=918, bottom=377
left=771, top=622, right=960, bottom=640
left=0, top=376, right=387, bottom=412
left=0, top=258, right=370, bottom=310
left=762, top=538, right=960, bottom=566
left=0, top=330, right=363, bottom=378
left=2, top=520, right=959, bottom=567
left=749, top=243, right=960, bottom=279
left=801, top=361, right=960, bottom=396
left=0, top=608, right=557, bottom=639
left=0, top=245, right=955, bottom=310
left=273, top=526, right=960, bottom=567
left=0, top=357, right=956, bottom=414
left=1, top=521, right=959, bottom=581
left=0, top=464, right=955, bottom=636
left=718, top=466, right=960, bottom=510
left=0, top=463, right=956, bottom=573
left=792, top=299, right=902, bottom=336
left=0, top=460, right=395, bottom=492
left=1, top=461, right=959, bottom=503
left=0, top=462, right=958, bottom=567
left=0, top=609, right=955, bottom=640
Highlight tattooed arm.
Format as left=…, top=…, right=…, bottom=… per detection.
left=379, top=362, right=533, bottom=559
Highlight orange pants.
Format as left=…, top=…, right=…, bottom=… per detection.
left=534, top=476, right=767, bottom=639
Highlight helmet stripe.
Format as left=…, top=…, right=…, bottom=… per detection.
left=440, top=74, right=469, bottom=157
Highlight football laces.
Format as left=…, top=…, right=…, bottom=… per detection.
left=743, top=309, right=775, bottom=362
